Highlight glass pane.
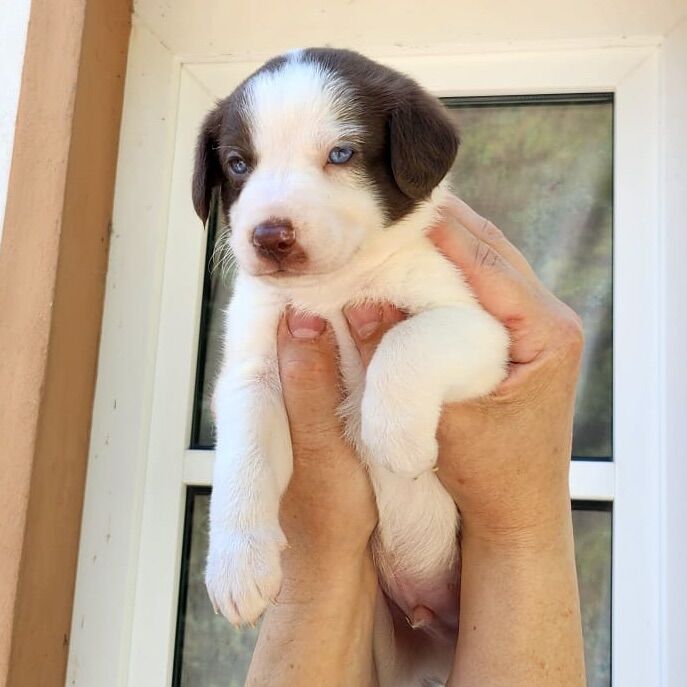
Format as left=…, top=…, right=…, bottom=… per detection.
left=190, top=96, right=614, bottom=459
left=173, top=489, right=259, bottom=687
left=572, top=504, right=612, bottom=687
left=444, top=96, right=613, bottom=458
left=174, top=490, right=611, bottom=687
left=191, top=200, right=236, bottom=449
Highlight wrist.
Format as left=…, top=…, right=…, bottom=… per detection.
left=453, top=497, right=584, bottom=687
left=278, top=543, right=377, bottom=605
left=459, top=488, right=574, bottom=554
left=247, top=543, right=379, bottom=687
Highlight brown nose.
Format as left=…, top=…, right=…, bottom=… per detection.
left=252, top=220, right=296, bottom=259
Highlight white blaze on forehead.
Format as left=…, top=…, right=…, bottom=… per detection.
left=244, top=58, right=362, bottom=163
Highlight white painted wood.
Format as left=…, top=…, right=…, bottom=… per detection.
left=184, top=450, right=617, bottom=501
left=611, top=50, right=662, bottom=687
left=65, top=22, right=182, bottom=687
left=183, top=450, right=215, bottom=486
left=125, top=67, right=213, bottom=687
left=659, top=16, right=687, bottom=687
left=570, top=462, right=615, bottom=502
left=187, top=45, right=658, bottom=100
left=133, top=0, right=683, bottom=62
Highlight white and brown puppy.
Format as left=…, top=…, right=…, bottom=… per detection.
left=192, top=48, right=509, bottom=685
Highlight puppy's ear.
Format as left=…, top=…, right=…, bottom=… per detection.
left=192, top=106, right=223, bottom=225
left=389, top=92, right=459, bottom=200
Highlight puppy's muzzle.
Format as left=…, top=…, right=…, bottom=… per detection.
left=252, top=220, right=296, bottom=262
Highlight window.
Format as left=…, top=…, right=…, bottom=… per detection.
left=175, top=95, right=613, bottom=687
left=69, top=47, right=662, bottom=687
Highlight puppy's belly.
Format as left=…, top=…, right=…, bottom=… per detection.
left=370, top=468, right=461, bottom=640
left=377, top=546, right=460, bottom=643
left=324, top=312, right=463, bottom=637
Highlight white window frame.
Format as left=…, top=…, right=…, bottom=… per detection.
left=68, top=36, right=665, bottom=687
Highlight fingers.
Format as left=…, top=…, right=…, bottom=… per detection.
left=277, top=304, right=405, bottom=439
left=429, top=216, right=537, bottom=325
left=431, top=198, right=584, bottom=365
left=277, top=309, right=342, bottom=441
left=343, top=303, right=406, bottom=368
left=442, top=196, right=539, bottom=284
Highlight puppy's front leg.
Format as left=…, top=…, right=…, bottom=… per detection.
left=205, top=282, right=291, bottom=625
left=361, top=305, right=509, bottom=479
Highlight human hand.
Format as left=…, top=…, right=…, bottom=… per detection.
left=343, top=198, right=586, bottom=687
left=426, top=197, right=586, bottom=687
left=276, top=304, right=408, bottom=562
left=268, top=200, right=586, bottom=687
left=276, top=309, right=378, bottom=574
left=343, top=199, right=583, bottom=546
left=428, top=197, right=584, bottom=545
left=246, top=310, right=383, bottom=687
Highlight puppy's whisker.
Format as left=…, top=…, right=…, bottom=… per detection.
left=209, top=224, right=237, bottom=279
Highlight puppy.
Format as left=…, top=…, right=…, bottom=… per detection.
left=192, top=48, right=509, bottom=685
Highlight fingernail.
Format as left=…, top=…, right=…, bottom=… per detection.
left=409, top=605, right=434, bottom=629
left=286, top=310, right=326, bottom=339
left=345, top=303, right=382, bottom=340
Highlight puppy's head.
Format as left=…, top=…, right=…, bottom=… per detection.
left=192, top=48, right=458, bottom=278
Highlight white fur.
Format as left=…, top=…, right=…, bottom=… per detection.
left=204, top=56, right=509, bottom=684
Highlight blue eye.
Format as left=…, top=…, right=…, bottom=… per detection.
left=228, top=157, right=249, bottom=175
left=328, top=146, right=354, bottom=165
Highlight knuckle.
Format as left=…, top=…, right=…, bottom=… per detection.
left=280, top=356, right=332, bottom=389
left=291, top=420, right=340, bottom=447
left=481, top=220, right=506, bottom=244
left=556, top=313, right=585, bottom=358
left=473, top=239, right=502, bottom=269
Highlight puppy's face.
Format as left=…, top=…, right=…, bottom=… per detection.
left=192, top=49, right=458, bottom=279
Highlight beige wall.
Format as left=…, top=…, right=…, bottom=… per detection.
left=0, top=0, right=130, bottom=685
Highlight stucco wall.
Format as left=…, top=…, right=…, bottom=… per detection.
left=0, top=0, right=130, bottom=684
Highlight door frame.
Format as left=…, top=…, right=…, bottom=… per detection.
left=69, top=35, right=668, bottom=687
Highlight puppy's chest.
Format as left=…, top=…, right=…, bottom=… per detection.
left=284, top=238, right=472, bottom=316
left=281, top=240, right=475, bottom=450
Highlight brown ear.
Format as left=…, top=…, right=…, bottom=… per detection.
left=192, top=106, right=223, bottom=224
left=389, top=92, right=459, bottom=200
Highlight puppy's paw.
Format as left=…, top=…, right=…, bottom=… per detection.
left=360, top=394, right=438, bottom=479
left=205, top=527, right=287, bottom=626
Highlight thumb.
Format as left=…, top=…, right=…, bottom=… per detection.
left=277, top=309, right=342, bottom=441
left=344, top=303, right=406, bottom=368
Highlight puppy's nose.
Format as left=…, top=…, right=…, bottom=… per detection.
left=252, top=220, right=296, bottom=258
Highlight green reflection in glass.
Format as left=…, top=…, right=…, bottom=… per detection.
left=573, top=504, right=612, bottom=687
left=173, top=489, right=259, bottom=687
left=445, top=97, right=613, bottom=458
left=191, top=197, right=236, bottom=449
